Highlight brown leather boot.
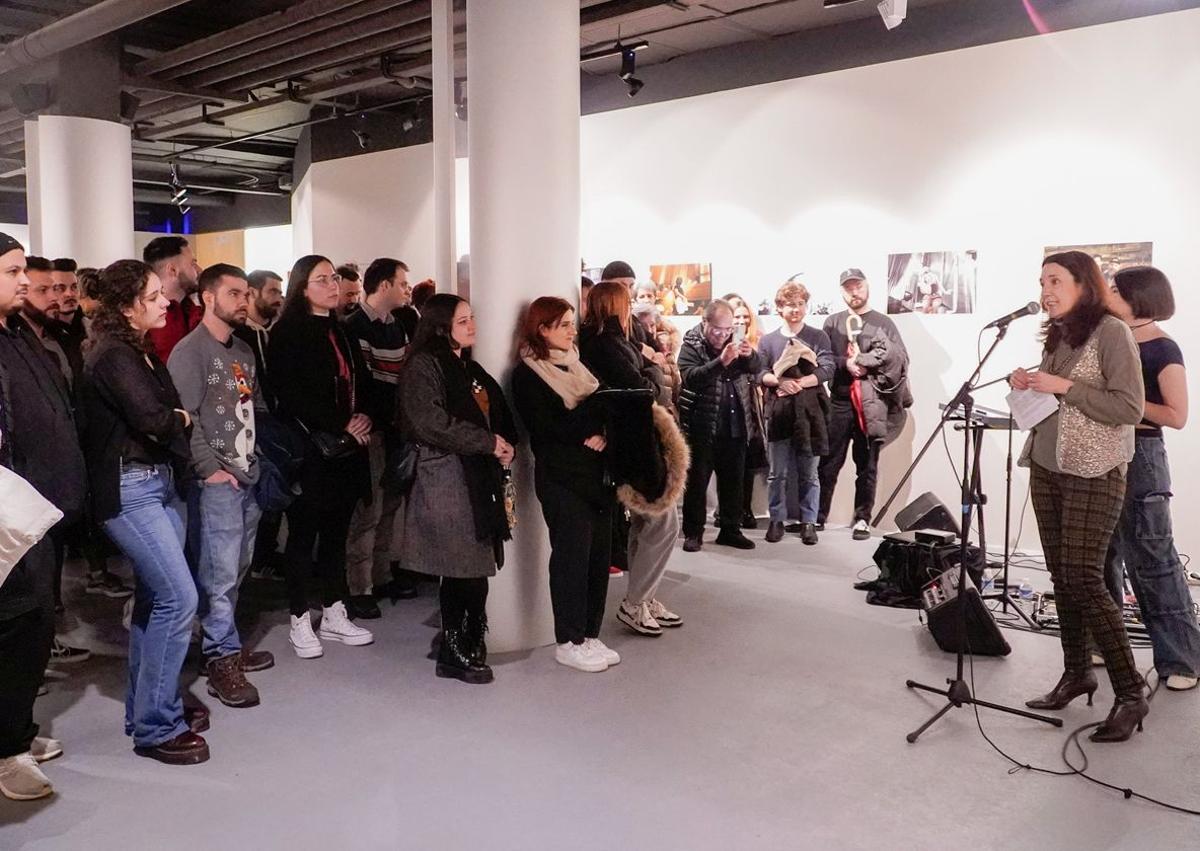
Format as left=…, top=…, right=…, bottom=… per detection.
left=134, top=732, right=210, bottom=765
left=205, top=652, right=260, bottom=708
left=1024, top=669, right=1099, bottom=710
left=1089, top=694, right=1149, bottom=743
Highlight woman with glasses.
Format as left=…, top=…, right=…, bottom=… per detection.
left=399, top=294, right=518, bottom=684
left=78, top=260, right=205, bottom=765
left=267, top=255, right=375, bottom=659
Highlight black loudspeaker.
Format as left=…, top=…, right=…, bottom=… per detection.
left=895, top=491, right=960, bottom=536
left=922, top=569, right=1011, bottom=656
left=872, top=531, right=983, bottom=599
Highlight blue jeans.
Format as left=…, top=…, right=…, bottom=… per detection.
left=767, top=440, right=820, bottom=523
left=103, top=464, right=196, bottom=748
left=188, top=478, right=260, bottom=660
left=1105, top=436, right=1200, bottom=678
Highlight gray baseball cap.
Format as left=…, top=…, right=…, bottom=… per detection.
left=839, top=267, right=866, bottom=286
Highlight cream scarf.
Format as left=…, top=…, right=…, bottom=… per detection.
left=521, top=345, right=599, bottom=410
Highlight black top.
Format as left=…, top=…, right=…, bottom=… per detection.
left=511, top=360, right=610, bottom=508
left=267, top=311, right=369, bottom=435
left=1138, top=336, right=1184, bottom=437
left=79, top=336, right=191, bottom=521
left=823, top=309, right=901, bottom=399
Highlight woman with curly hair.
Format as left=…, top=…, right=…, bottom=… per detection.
left=78, top=260, right=207, bottom=765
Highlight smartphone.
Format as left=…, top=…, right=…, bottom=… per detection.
left=733, top=326, right=746, bottom=345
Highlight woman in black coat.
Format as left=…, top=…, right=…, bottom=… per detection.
left=399, top=294, right=518, bottom=684
left=268, top=255, right=375, bottom=659
left=512, top=296, right=619, bottom=674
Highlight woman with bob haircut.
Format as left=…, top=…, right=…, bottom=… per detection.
left=1010, top=251, right=1147, bottom=742
left=1102, top=266, right=1200, bottom=692
left=399, top=293, right=518, bottom=684
left=512, top=296, right=619, bottom=673
left=268, top=254, right=375, bottom=660
left=579, top=281, right=689, bottom=638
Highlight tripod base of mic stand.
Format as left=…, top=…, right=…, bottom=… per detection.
left=904, top=678, right=1062, bottom=743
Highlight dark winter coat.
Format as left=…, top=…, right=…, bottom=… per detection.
left=399, top=347, right=518, bottom=578
left=675, top=324, right=763, bottom=447
left=824, top=309, right=912, bottom=445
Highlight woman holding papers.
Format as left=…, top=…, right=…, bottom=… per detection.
left=1010, top=251, right=1146, bottom=743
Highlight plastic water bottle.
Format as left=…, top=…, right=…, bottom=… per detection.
left=1018, top=579, right=1034, bottom=602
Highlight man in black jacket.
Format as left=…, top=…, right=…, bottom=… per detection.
left=0, top=233, right=87, bottom=801
left=677, top=299, right=762, bottom=551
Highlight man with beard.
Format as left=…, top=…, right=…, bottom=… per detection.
left=235, top=270, right=284, bottom=410
left=168, top=264, right=274, bottom=708
left=0, top=233, right=87, bottom=800
left=21, top=257, right=81, bottom=387
left=145, top=236, right=203, bottom=363
left=819, top=269, right=911, bottom=541
left=50, top=259, right=85, bottom=343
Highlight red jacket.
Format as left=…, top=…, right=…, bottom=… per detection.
left=148, top=298, right=203, bottom=365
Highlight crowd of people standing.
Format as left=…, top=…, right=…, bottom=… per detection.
left=1, top=234, right=1195, bottom=802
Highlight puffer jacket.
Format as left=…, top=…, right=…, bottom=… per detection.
left=675, top=324, right=762, bottom=446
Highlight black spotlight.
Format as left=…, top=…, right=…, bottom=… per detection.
left=619, top=44, right=643, bottom=98
left=625, top=77, right=644, bottom=98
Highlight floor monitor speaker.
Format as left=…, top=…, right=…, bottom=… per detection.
left=922, top=569, right=1010, bottom=656
left=895, top=491, right=960, bottom=536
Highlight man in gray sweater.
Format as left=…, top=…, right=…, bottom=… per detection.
left=168, top=264, right=274, bottom=709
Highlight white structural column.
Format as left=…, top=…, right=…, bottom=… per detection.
left=466, top=0, right=581, bottom=652
left=431, top=0, right=457, bottom=294
left=24, top=114, right=134, bottom=264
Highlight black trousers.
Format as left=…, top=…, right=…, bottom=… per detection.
left=537, top=475, right=612, bottom=645
left=439, top=576, right=489, bottom=630
left=0, top=541, right=55, bottom=758
left=610, top=506, right=630, bottom=570
left=251, top=509, right=284, bottom=568
left=284, top=489, right=356, bottom=617
left=683, top=435, right=747, bottom=537
left=818, top=399, right=880, bottom=525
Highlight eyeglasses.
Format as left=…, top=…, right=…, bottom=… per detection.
left=308, top=274, right=343, bottom=288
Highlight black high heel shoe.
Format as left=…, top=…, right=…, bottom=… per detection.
left=1025, top=669, right=1099, bottom=710
left=1089, top=696, right=1149, bottom=743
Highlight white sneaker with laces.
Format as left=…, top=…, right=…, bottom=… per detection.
left=647, top=599, right=682, bottom=628
left=852, top=519, right=871, bottom=540
left=30, top=737, right=63, bottom=763
left=1165, top=673, right=1199, bottom=691
left=555, top=642, right=608, bottom=672
left=616, top=600, right=662, bottom=636
left=319, top=602, right=375, bottom=646
left=0, top=753, right=52, bottom=801
left=584, top=638, right=620, bottom=666
left=289, top=613, right=324, bottom=659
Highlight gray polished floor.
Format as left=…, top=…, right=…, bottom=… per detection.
left=3, top=526, right=1198, bottom=850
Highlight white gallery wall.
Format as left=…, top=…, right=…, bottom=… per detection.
left=291, top=8, right=1200, bottom=558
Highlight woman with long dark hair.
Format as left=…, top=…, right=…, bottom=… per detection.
left=513, top=296, right=618, bottom=673
left=1103, top=266, right=1199, bottom=692
left=1011, top=251, right=1147, bottom=742
left=78, top=260, right=206, bottom=765
left=580, top=282, right=689, bottom=637
left=268, top=255, right=375, bottom=659
left=399, top=293, right=518, bottom=684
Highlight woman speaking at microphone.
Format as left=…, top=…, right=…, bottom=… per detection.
left=1010, top=251, right=1146, bottom=743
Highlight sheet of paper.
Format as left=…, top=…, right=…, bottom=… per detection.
left=1005, top=387, right=1059, bottom=431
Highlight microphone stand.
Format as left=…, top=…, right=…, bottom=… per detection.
left=878, top=324, right=1061, bottom=742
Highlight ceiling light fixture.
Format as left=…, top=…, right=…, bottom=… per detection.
left=618, top=43, right=645, bottom=98
left=878, top=0, right=907, bottom=29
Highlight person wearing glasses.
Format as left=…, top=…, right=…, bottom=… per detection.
left=267, top=256, right=375, bottom=659
left=1102, top=266, right=1200, bottom=693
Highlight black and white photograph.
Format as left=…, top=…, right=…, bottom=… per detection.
left=886, top=250, right=978, bottom=315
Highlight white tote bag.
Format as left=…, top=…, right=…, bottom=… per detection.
left=0, top=465, right=63, bottom=589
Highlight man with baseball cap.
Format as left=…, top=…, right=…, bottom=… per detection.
left=819, top=268, right=911, bottom=541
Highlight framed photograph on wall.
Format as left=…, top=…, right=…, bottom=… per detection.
left=887, top=250, right=978, bottom=315
left=1043, top=242, right=1152, bottom=282
left=649, top=263, right=712, bottom=317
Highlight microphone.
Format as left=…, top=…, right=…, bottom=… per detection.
left=983, top=302, right=1040, bottom=330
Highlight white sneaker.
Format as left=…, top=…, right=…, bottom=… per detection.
left=289, top=613, right=324, bottom=659
left=616, top=600, right=662, bottom=636
left=555, top=642, right=608, bottom=672
left=1165, top=673, right=1199, bottom=691
left=647, top=599, right=682, bottom=628
left=0, top=753, right=52, bottom=801
left=584, top=638, right=620, bottom=666
left=852, top=519, right=871, bottom=540
left=30, top=736, right=63, bottom=763
left=319, top=602, right=374, bottom=646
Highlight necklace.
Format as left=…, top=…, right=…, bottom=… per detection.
left=1130, top=320, right=1155, bottom=330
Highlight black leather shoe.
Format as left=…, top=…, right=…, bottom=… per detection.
left=800, top=523, right=818, bottom=545
left=183, top=704, right=209, bottom=734
left=1025, top=669, right=1099, bottom=710
left=715, top=529, right=756, bottom=550
left=347, top=594, right=382, bottom=619
left=435, top=628, right=494, bottom=684
left=765, top=521, right=784, bottom=543
left=1089, top=695, right=1149, bottom=743
left=785, top=523, right=804, bottom=533
left=135, top=731, right=210, bottom=765
left=815, top=522, right=825, bottom=532
left=741, top=511, right=758, bottom=530
left=683, top=536, right=703, bottom=553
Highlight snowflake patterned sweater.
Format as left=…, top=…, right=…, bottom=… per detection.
left=168, top=323, right=266, bottom=487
